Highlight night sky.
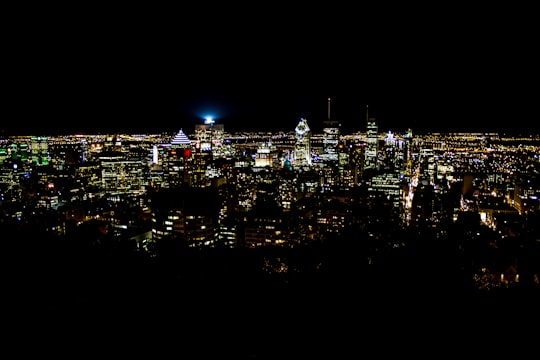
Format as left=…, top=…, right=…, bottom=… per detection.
left=4, top=4, right=539, bottom=136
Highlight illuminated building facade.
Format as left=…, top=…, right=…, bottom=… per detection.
left=513, top=175, right=540, bottom=215
left=151, top=188, right=219, bottom=248
left=242, top=208, right=289, bottom=248
left=99, top=150, right=145, bottom=198
left=254, top=141, right=276, bottom=169
left=365, top=113, right=378, bottom=171
left=321, top=98, right=340, bottom=163
left=191, top=144, right=211, bottom=188
left=165, top=129, right=192, bottom=188
left=320, top=98, right=341, bottom=191
left=293, top=118, right=312, bottom=169
left=192, top=120, right=225, bottom=188
left=194, top=119, right=224, bottom=157
left=315, top=200, right=348, bottom=235
left=31, top=136, right=50, bottom=166
left=369, top=172, right=404, bottom=212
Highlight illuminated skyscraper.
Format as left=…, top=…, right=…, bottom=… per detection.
left=321, top=98, right=340, bottom=191
left=321, top=98, right=340, bottom=163
left=365, top=106, right=378, bottom=171
left=166, top=129, right=192, bottom=188
left=30, top=136, right=50, bottom=166
left=293, top=118, right=312, bottom=169
left=194, top=117, right=224, bottom=157
left=192, top=118, right=224, bottom=188
left=254, top=140, right=276, bottom=169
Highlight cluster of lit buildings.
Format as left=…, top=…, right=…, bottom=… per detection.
left=1, top=108, right=539, bottom=269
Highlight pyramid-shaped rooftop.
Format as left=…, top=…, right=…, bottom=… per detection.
left=170, top=129, right=191, bottom=146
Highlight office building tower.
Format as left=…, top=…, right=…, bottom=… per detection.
left=320, top=98, right=341, bottom=191
left=30, top=136, right=50, bottom=166
left=254, top=141, right=276, bottom=169
left=321, top=98, right=340, bottom=163
left=150, top=187, right=219, bottom=248
left=165, top=129, right=193, bottom=188
left=293, top=118, right=312, bottom=169
left=365, top=106, right=378, bottom=171
left=194, top=117, right=224, bottom=157
left=369, top=172, right=405, bottom=215
left=99, top=148, right=145, bottom=199
left=340, top=142, right=364, bottom=189
left=513, top=175, right=540, bottom=215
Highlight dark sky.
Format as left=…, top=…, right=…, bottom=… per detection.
left=4, top=4, right=539, bottom=136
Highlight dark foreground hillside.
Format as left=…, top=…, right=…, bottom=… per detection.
left=3, top=224, right=539, bottom=358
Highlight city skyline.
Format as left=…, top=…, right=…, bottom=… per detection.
left=3, top=93, right=540, bottom=357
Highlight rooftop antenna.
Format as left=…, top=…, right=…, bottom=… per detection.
left=327, top=97, right=331, bottom=120
left=325, top=97, right=339, bottom=127
left=366, top=104, right=369, bottom=123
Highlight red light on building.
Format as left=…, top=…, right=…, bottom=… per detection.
left=184, top=149, right=192, bottom=157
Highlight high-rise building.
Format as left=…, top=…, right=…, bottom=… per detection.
left=150, top=187, right=219, bottom=248
left=365, top=106, right=378, bottom=171
left=253, top=141, right=276, bottom=169
left=320, top=98, right=341, bottom=191
left=293, top=118, right=312, bottom=169
left=321, top=98, right=340, bottom=163
left=194, top=117, right=224, bottom=157
left=30, top=136, right=50, bottom=166
left=165, top=129, right=192, bottom=188
left=99, top=149, right=145, bottom=197
left=369, top=172, right=404, bottom=214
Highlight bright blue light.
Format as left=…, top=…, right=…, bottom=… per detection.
left=204, top=116, right=215, bottom=125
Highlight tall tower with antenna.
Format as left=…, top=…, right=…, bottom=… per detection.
left=320, top=98, right=341, bottom=190
left=321, top=97, right=340, bottom=163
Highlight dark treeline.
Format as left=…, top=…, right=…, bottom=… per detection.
left=4, top=215, right=540, bottom=309
left=3, top=217, right=540, bottom=357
